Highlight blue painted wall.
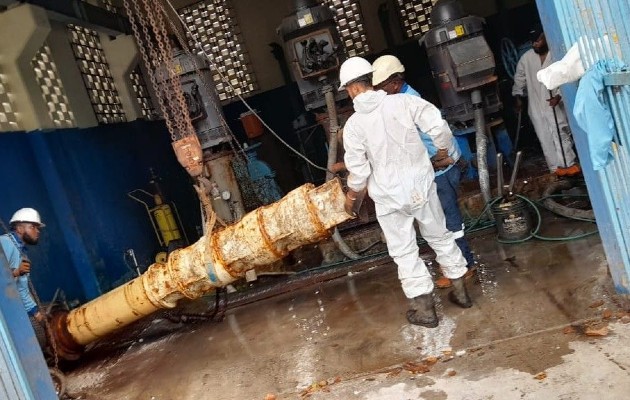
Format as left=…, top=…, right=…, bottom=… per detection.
left=0, top=120, right=201, bottom=303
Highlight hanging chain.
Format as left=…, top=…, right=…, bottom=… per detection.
left=124, top=0, right=175, bottom=140
left=163, top=0, right=329, bottom=173
left=150, top=0, right=197, bottom=140
left=142, top=0, right=190, bottom=140
left=124, top=0, right=197, bottom=142
left=154, top=0, right=248, bottom=163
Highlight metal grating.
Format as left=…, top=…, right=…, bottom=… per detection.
left=396, top=0, right=436, bottom=39
left=31, top=43, right=76, bottom=128
left=179, top=0, right=258, bottom=101
left=321, top=0, right=370, bottom=57
left=68, top=24, right=126, bottom=124
left=0, top=68, right=20, bottom=131
left=129, top=65, right=157, bottom=120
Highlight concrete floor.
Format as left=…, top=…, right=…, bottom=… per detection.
left=63, top=217, right=630, bottom=400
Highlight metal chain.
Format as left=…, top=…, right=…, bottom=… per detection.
left=0, top=217, right=60, bottom=368
left=154, top=1, right=264, bottom=209
left=123, top=0, right=176, bottom=140
left=141, top=0, right=188, bottom=140
left=149, top=0, right=197, bottom=140
left=125, top=0, right=198, bottom=142
left=154, top=0, right=247, bottom=163
left=163, top=0, right=329, bottom=172
left=143, top=0, right=186, bottom=139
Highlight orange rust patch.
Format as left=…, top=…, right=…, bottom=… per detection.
left=257, top=208, right=286, bottom=259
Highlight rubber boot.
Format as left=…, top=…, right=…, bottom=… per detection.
left=448, top=277, right=472, bottom=308
left=406, top=293, right=439, bottom=328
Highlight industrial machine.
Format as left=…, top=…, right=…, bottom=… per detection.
left=278, top=0, right=361, bottom=260
left=421, top=0, right=512, bottom=201
left=422, top=0, right=501, bottom=123
left=278, top=0, right=346, bottom=111
left=156, top=48, right=248, bottom=224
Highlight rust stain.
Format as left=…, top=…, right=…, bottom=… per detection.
left=212, top=233, right=236, bottom=277
left=256, top=208, right=285, bottom=259
left=305, top=193, right=328, bottom=238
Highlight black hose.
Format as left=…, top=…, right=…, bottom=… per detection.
left=542, top=180, right=595, bottom=220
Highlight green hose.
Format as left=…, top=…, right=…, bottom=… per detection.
left=298, top=192, right=598, bottom=275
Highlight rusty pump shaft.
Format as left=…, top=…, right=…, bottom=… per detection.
left=51, top=179, right=350, bottom=359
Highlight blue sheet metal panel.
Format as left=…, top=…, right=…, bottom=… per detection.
left=29, top=134, right=102, bottom=301
left=537, top=0, right=630, bottom=292
left=0, top=248, right=57, bottom=399
left=0, top=120, right=201, bottom=302
left=0, top=134, right=85, bottom=303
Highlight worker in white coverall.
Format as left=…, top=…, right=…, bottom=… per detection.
left=512, top=26, right=581, bottom=176
left=339, top=57, right=472, bottom=328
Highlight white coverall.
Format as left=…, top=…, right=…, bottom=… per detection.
left=512, top=49, right=577, bottom=171
left=343, top=90, right=468, bottom=299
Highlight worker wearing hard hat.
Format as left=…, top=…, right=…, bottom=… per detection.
left=339, top=56, right=472, bottom=328
left=372, top=54, right=475, bottom=289
left=0, top=208, right=47, bottom=345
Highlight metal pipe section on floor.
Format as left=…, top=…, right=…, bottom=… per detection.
left=50, top=179, right=350, bottom=359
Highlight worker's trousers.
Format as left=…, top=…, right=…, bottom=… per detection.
left=377, top=184, right=468, bottom=299
left=531, top=105, right=577, bottom=170
left=434, top=164, right=474, bottom=267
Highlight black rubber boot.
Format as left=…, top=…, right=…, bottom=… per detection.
left=406, top=293, right=439, bottom=328
left=448, top=277, right=472, bottom=308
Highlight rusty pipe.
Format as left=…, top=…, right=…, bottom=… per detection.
left=52, top=179, right=351, bottom=356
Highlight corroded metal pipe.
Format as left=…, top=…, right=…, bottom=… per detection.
left=51, top=179, right=349, bottom=359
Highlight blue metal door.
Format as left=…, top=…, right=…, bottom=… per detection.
left=536, top=0, right=630, bottom=292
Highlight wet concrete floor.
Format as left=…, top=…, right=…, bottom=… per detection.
left=64, top=217, right=630, bottom=399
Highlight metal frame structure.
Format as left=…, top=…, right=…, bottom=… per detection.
left=536, top=0, right=630, bottom=292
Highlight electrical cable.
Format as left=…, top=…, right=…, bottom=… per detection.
left=163, top=0, right=331, bottom=173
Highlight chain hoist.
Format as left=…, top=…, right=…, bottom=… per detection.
left=123, top=0, right=203, bottom=178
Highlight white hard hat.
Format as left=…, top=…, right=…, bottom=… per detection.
left=372, top=55, right=405, bottom=86
left=338, top=57, right=373, bottom=90
left=10, top=208, right=45, bottom=227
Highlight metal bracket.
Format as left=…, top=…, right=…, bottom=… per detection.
left=604, top=71, right=630, bottom=86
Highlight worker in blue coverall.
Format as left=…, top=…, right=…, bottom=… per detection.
left=0, top=207, right=47, bottom=347
left=371, top=55, right=475, bottom=288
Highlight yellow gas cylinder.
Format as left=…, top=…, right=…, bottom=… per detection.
left=152, top=195, right=182, bottom=246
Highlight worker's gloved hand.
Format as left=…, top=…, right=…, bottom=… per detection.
left=14, top=259, right=31, bottom=277
left=344, top=190, right=358, bottom=217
